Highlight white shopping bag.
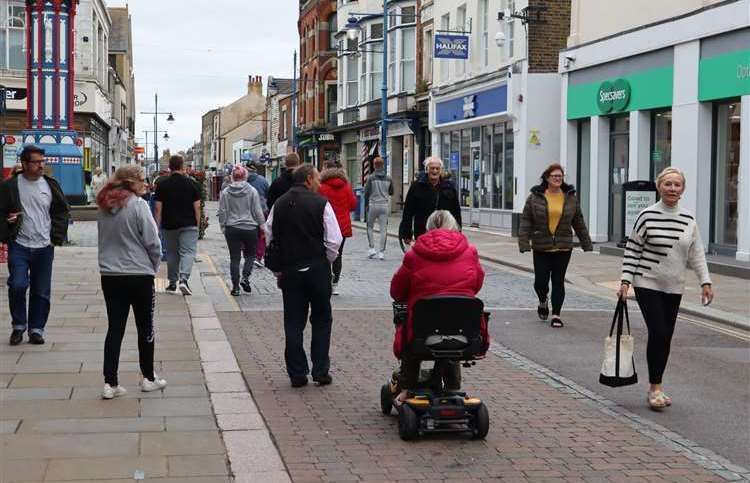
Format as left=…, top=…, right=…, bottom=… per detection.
left=599, top=299, right=638, bottom=387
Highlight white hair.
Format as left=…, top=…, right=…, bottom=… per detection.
left=423, top=156, right=444, bottom=169
left=426, top=210, right=459, bottom=231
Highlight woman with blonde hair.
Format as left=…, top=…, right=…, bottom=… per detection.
left=617, top=166, right=713, bottom=410
left=97, top=165, right=166, bottom=399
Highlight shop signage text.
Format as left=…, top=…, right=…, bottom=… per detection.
left=463, top=95, right=476, bottom=118
left=597, top=79, right=631, bottom=113
left=434, top=34, right=469, bottom=60
left=4, top=88, right=27, bottom=101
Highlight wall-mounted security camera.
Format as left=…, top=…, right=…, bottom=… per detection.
left=564, top=54, right=576, bottom=62
left=497, top=9, right=513, bottom=23
left=494, top=31, right=506, bottom=47
left=562, top=54, right=576, bottom=69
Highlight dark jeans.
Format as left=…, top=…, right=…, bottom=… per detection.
left=532, top=250, right=572, bottom=315
left=101, top=275, right=156, bottom=386
left=634, top=287, right=682, bottom=385
left=399, top=354, right=461, bottom=391
left=280, top=262, right=333, bottom=379
left=7, top=240, right=55, bottom=335
left=331, top=238, right=346, bottom=284
left=224, top=226, right=258, bottom=287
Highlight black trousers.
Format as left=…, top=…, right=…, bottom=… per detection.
left=101, top=275, right=156, bottom=386
left=532, top=250, right=572, bottom=315
left=224, top=226, right=258, bottom=287
left=280, top=262, right=333, bottom=379
left=331, top=238, right=346, bottom=284
left=399, top=354, right=461, bottom=391
left=634, top=287, right=682, bottom=385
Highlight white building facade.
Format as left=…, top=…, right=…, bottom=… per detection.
left=559, top=0, right=750, bottom=261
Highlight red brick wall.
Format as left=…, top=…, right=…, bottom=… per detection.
left=527, top=0, right=571, bottom=74
left=298, top=0, right=337, bottom=130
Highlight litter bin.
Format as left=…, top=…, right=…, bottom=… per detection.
left=353, top=187, right=365, bottom=222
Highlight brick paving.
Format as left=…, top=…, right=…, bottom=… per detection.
left=219, top=308, right=726, bottom=482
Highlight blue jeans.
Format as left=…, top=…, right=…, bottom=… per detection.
left=7, top=240, right=55, bottom=335
left=163, top=227, right=199, bottom=283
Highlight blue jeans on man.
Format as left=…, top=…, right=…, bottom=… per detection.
left=163, top=226, right=199, bottom=284
left=7, top=240, right=55, bottom=335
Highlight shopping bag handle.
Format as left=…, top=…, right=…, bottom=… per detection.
left=608, top=298, right=632, bottom=337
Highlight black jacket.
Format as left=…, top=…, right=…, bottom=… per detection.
left=0, top=173, right=70, bottom=246
left=272, top=185, right=328, bottom=272
left=399, top=173, right=462, bottom=241
left=518, top=183, right=593, bottom=252
left=267, top=169, right=294, bottom=209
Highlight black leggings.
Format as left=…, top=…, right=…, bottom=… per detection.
left=101, top=275, right=156, bottom=386
left=532, top=250, right=572, bottom=315
left=634, top=287, right=682, bottom=385
left=224, top=226, right=258, bottom=287
left=332, top=238, right=346, bottom=284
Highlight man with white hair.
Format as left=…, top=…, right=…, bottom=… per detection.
left=399, top=156, right=462, bottom=244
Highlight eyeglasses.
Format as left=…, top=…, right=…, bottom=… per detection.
left=25, top=160, right=45, bottom=165
left=548, top=174, right=563, bottom=179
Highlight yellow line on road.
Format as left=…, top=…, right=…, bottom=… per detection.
left=677, top=314, right=750, bottom=342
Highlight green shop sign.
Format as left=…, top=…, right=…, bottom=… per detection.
left=699, top=49, right=750, bottom=101
left=567, top=66, right=673, bottom=120
left=597, top=79, right=631, bottom=113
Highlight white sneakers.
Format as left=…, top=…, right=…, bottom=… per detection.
left=178, top=280, right=192, bottom=296
left=377, top=252, right=385, bottom=260
left=101, top=384, right=127, bottom=399
left=331, top=283, right=340, bottom=296
left=140, top=375, right=168, bottom=392
left=368, top=248, right=377, bottom=259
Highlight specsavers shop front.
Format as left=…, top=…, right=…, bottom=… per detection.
left=560, top=3, right=750, bottom=261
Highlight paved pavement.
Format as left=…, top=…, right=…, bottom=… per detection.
left=197, top=202, right=748, bottom=481
left=351, top=216, right=750, bottom=329
left=1, top=234, right=289, bottom=481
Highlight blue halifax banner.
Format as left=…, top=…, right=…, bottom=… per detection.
left=434, top=34, right=469, bottom=59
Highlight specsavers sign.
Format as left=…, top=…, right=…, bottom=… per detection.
left=597, top=79, right=631, bottom=114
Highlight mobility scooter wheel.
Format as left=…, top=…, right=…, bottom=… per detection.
left=380, top=384, right=393, bottom=415
left=398, top=405, right=419, bottom=440
left=472, top=403, right=490, bottom=439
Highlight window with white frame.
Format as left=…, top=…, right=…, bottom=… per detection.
left=359, top=51, right=366, bottom=103
left=479, top=0, right=488, bottom=67
left=440, top=14, right=450, bottom=81
left=400, top=27, right=415, bottom=92
left=387, top=28, right=396, bottom=93
left=369, top=42, right=383, bottom=100
left=456, top=5, right=466, bottom=76
left=423, top=28, right=433, bottom=84
left=346, top=54, right=358, bottom=106
left=1, top=2, right=25, bottom=70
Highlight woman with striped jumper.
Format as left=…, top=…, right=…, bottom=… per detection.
left=617, top=167, right=713, bottom=410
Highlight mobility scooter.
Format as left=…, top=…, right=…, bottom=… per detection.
left=380, top=296, right=491, bottom=440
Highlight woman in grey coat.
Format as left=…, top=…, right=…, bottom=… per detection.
left=97, top=165, right=166, bottom=399
left=217, top=165, right=266, bottom=296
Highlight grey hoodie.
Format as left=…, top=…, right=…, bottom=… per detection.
left=98, top=195, right=162, bottom=276
left=364, top=169, right=393, bottom=206
left=217, top=181, right=265, bottom=231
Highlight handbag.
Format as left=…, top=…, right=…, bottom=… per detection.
left=264, top=237, right=283, bottom=272
left=599, top=298, right=638, bottom=387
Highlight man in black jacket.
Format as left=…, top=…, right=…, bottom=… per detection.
left=399, top=156, right=462, bottom=244
left=0, top=145, right=70, bottom=345
left=264, top=164, right=343, bottom=388
left=266, top=152, right=300, bottom=209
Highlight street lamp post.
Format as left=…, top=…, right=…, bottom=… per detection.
left=344, top=1, right=411, bottom=174
left=142, top=129, right=169, bottom=175
left=140, top=94, right=174, bottom=174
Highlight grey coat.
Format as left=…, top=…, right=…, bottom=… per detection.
left=217, top=181, right=265, bottom=231
left=518, top=184, right=593, bottom=253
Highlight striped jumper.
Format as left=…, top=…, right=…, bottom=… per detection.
left=620, top=201, right=711, bottom=294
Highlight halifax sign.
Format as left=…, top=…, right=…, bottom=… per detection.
left=434, top=34, right=469, bottom=60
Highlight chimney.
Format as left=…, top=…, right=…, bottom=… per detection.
left=248, top=75, right=263, bottom=96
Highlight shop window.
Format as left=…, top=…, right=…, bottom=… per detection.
left=650, top=110, right=672, bottom=179
left=460, top=129, right=471, bottom=207
left=441, top=132, right=451, bottom=174
left=481, top=126, right=493, bottom=208
left=450, top=129, right=460, bottom=189
left=345, top=143, right=360, bottom=187
left=503, top=123, right=514, bottom=209
left=712, top=100, right=741, bottom=248
left=576, top=120, right=591, bottom=226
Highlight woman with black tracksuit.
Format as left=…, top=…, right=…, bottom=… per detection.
left=518, top=164, right=593, bottom=328
left=96, top=165, right=166, bottom=399
left=617, top=167, right=713, bottom=410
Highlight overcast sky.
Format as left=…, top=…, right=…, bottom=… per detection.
left=108, top=0, right=298, bottom=158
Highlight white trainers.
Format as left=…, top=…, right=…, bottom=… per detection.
left=368, top=248, right=377, bottom=259
left=141, top=375, right=167, bottom=392
left=377, top=252, right=385, bottom=260
left=178, top=279, right=192, bottom=296
left=332, top=283, right=339, bottom=296
left=102, top=384, right=127, bottom=399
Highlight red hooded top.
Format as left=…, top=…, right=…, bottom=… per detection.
left=390, top=229, right=485, bottom=358
left=318, top=168, right=358, bottom=237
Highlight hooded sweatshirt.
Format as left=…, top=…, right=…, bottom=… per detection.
left=364, top=169, right=393, bottom=206
left=97, top=188, right=162, bottom=276
left=217, top=181, right=265, bottom=231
